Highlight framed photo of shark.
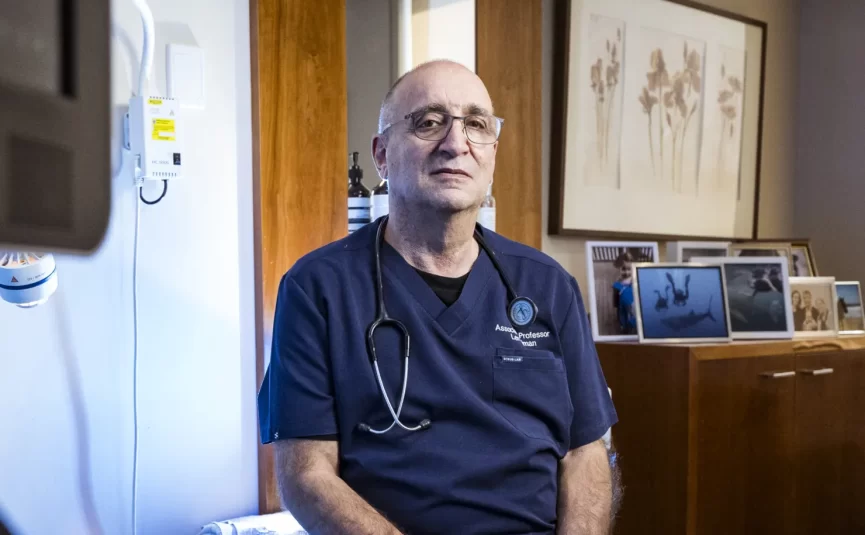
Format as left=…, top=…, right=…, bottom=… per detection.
left=633, top=263, right=732, bottom=343
left=691, top=256, right=794, bottom=340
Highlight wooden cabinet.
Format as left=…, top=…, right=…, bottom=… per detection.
left=597, top=338, right=865, bottom=535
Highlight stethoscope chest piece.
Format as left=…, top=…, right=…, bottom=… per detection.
left=508, top=296, right=537, bottom=327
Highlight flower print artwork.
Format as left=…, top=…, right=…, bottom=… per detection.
left=636, top=28, right=705, bottom=195
left=582, top=14, right=625, bottom=189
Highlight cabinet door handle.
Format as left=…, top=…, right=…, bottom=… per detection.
left=760, top=371, right=796, bottom=379
left=801, top=368, right=834, bottom=376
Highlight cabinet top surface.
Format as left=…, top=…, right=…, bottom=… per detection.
left=595, top=335, right=865, bottom=360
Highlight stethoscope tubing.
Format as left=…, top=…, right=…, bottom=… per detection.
left=361, top=215, right=534, bottom=435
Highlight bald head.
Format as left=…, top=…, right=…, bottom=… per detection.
left=377, top=60, right=493, bottom=134
left=370, top=59, right=499, bottom=217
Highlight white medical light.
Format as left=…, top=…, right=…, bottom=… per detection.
left=0, top=251, right=58, bottom=308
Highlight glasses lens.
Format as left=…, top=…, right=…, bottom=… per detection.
left=413, top=111, right=450, bottom=140
left=464, top=115, right=500, bottom=144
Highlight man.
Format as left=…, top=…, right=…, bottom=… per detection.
left=258, top=59, right=619, bottom=534
left=801, top=290, right=819, bottom=330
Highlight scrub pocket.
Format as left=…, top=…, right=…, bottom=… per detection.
left=492, top=348, right=573, bottom=446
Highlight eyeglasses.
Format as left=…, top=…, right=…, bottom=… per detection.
left=380, top=109, right=504, bottom=145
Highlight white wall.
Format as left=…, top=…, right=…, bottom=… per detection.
left=0, top=0, right=258, bottom=533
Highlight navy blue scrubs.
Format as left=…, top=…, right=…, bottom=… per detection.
left=258, top=219, right=618, bottom=534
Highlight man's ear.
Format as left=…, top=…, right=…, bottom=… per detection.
left=371, top=135, right=387, bottom=179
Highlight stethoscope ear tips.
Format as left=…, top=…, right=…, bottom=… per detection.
left=419, top=419, right=432, bottom=430
left=357, top=423, right=371, bottom=433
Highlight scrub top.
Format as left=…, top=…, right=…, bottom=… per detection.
left=258, top=218, right=618, bottom=534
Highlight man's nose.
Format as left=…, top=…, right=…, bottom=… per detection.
left=437, top=118, right=471, bottom=155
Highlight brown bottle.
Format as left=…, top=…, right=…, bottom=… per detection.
left=347, top=152, right=371, bottom=233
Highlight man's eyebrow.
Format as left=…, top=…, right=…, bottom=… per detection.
left=407, top=102, right=493, bottom=116
left=465, top=103, right=492, bottom=116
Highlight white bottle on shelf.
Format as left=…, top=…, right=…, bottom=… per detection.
left=371, top=176, right=389, bottom=220
left=478, top=184, right=495, bottom=231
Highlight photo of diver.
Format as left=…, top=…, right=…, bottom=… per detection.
left=634, top=264, right=731, bottom=342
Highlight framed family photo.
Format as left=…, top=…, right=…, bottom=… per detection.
left=789, top=277, right=838, bottom=338
left=550, top=0, right=767, bottom=240
left=691, top=256, right=794, bottom=340
left=633, top=263, right=731, bottom=343
left=586, top=241, right=660, bottom=341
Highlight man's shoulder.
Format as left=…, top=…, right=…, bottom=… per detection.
left=284, top=222, right=375, bottom=285
left=482, top=228, right=575, bottom=285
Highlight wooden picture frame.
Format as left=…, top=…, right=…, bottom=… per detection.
left=790, top=240, right=818, bottom=276
left=549, top=0, right=768, bottom=240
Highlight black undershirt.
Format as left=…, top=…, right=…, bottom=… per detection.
left=413, top=267, right=470, bottom=306
left=304, top=268, right=468, bottom=441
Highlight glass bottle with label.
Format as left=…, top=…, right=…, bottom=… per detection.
left=371, top=174, right=389, bottom=221
left=347, top=152, right=371, bottom=233
left=478, top=183, right=495, bottom=231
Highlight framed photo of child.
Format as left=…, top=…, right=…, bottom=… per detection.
left=586, top=241, right=660, bottom=341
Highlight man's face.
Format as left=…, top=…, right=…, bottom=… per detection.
left=803, top=291, right=812, bottom=308
left=374, top=63, right=498, bottom=213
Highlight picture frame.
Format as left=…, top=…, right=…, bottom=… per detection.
left=667, top=240, right=731, bottom=263
left=728, top=242, right=793, bottom=273
left=632, top=262, right=732, bottom=343
left=835, top=281, right=865, bottom=335
left=549, top=0, right=768, bottom=240
left=789, top=277, right=839, bottom=339
left=690, top=256, right=794, bottom=340
left=586, top=241, right=661, bottom=341
left=790, top=240, right=818, bottom=276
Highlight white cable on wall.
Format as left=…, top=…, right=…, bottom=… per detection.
left=128, top=1, right=155, bottom=534
left=54, top=291, right=105, bottom=535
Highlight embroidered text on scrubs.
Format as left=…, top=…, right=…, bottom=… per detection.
left=495, top=324, right=551, bottom=347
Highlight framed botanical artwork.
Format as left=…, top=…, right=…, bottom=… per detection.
left=549, top=0, right=767, bottom=240
left=790, top=240, right=818, bottom=276
left=789, top=277, right=839, bottom=339
left=632, top=263, right=732, bottom=343
left=667, top=240, right=730, bottom=263
left=586, top=241, right=660, bottom=341
left=691, top=256, right=794, bottom=340
left=835, top=281, right=864, bottom=335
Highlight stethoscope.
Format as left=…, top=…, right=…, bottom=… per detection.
left=357, top=216, right=538, bottom=435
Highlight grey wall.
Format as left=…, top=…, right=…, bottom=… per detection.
left=795, top=0, right=865, bottom=282
left=346, top=0, right=393, bottom=191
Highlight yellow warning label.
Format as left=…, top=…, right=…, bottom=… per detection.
left=149, top=98, right=163, bottom=105
left=152, top=118, right=176, bottom=141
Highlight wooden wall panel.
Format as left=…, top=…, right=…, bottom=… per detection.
left=251, top=0, right=347, bottom=514
left=476, top=0, right=543, bottom=249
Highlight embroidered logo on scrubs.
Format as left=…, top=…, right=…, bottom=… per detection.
left=495, top=323, right=550, bottom=347
left=509, top=299, right=535, bottom=326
